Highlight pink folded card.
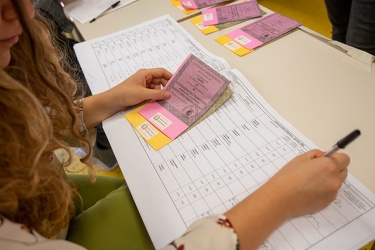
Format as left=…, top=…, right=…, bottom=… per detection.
left=202, top=0, right=262, bottom=26
left=226, top=12, right=301, bottom=50
left=179, top=0, right=229, bottom=10
left=138, top=54, right=230, bottom=140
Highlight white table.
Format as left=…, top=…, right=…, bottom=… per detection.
left=69, top=0, right=199, bottom=40
left=70, top=0, right=375, bottom=193
left=71, top=2, right=375, bottom=248
left=178, top=17, right=375, bottom=193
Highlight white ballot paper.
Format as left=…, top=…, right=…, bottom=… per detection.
left=74, top=15, right=375, bottom=250
left=63, top=0, right=137, bottom=24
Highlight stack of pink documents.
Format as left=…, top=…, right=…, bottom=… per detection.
left=125, top=54, right=232, bottom=150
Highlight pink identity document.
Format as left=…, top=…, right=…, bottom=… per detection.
left=226, top=12, right=301, bottom=50
left=202, top=1, right=262, bottom=26
left=179, top=0, right=229, bottom=10
left=138, top=54, right=230, bottom=140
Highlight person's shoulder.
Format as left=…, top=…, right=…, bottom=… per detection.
left=0, top=215, right=86, bottom=250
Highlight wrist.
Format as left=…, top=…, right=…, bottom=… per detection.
left=259, top=177, right=296, bottom=219
left=105, top=86, right=127, bottom=112
left=81, top=93, right=114, bottom=128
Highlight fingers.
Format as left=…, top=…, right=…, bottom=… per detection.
left=115, top=68, right=172, bottom=107
left=149, top=77, right=170, bottom=89
left=306, top=149, right=325, bottom=159
left=139, top=68, right=173, bottom=87
left=338, top=168, right=348, bottom=183
left=288, top=150, right=349, bottom=184
left=149, top=83, right=161, bottom=90
left=295, top=149, right=349, bottom=169
left=328, top=153, right=350, bottom=175
left=289, top=149, right=323, bottom=164
left=271, top=149, right=350, bottom=217
left=145, top=88, right=171, bottom=101
left=313, top=150, right=350, bottom=183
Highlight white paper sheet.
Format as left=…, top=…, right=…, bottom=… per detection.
left=63, top=0, right=138, bottom=24
left=74, top=15, right=375, bottom=250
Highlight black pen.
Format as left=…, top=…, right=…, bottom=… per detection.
left=90, top=1, right=121, bottom=23
left=323, top=129, right=361, bottom=157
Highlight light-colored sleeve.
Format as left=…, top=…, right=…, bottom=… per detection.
left=0, top=216, right=86, bottom=250
left=162, top=214, right=239, bottom=250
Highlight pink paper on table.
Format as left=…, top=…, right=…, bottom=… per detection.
left=226, top=12, right=301, bottom=50
left=202, top=0, right=262, bottom=26
left=179, top=0, right=229, bottom=10
left=139, top=54, right=230, bottom=140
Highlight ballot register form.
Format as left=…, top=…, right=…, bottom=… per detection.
left=74, top=15, right=375, bottom=250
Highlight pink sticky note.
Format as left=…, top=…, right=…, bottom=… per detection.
left=136, top=102, right=188, bottom=140
left=202, top=1, right=262, bottom=26
left=227, top=13, right=301, bottom=50
left=139, top=54, right=230, bottom=140
left=226, top=28, right=263, bottom=50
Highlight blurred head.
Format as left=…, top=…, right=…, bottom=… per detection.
left=0, top=0, right=93, bottom=237
left=0, top=0, right=35, bottom=68
left=0, top=68, right=76, bottom=237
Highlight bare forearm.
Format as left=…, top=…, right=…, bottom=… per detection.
left=225, top=180, right=292, bottom=250
left=82, top=91, right=122, bottom=129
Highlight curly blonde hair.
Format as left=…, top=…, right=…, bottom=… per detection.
left=0, top=0, right=93, bottom=237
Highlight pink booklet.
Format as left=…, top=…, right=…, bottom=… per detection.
left=138, top=54, right=230, bottom=140
left=202, top=1, right=262, bottom=26
left=226, top=12, right=301, bottom=50
left=180, top=0, right=229, bottom=10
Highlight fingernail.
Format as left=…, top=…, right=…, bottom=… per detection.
left=164, top=91, right=171, bottom=98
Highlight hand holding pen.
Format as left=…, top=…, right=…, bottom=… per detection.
left=323, top=129, right=361, bottom=157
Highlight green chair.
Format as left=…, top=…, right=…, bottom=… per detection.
left=66, top=174, right=155, bottom=250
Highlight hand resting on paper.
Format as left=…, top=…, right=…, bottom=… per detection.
left=223, top=149, right=350, bottom=250
left=81, top=68, right=172, bottom=129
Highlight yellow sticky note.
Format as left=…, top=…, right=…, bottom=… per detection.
left=190, top=15, right=219, bottom=35
left=215, top=35, right=253, bottom=56
left=170, top=0, right=196, bottom=14
left=125, top=105, right=172, bottom=151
